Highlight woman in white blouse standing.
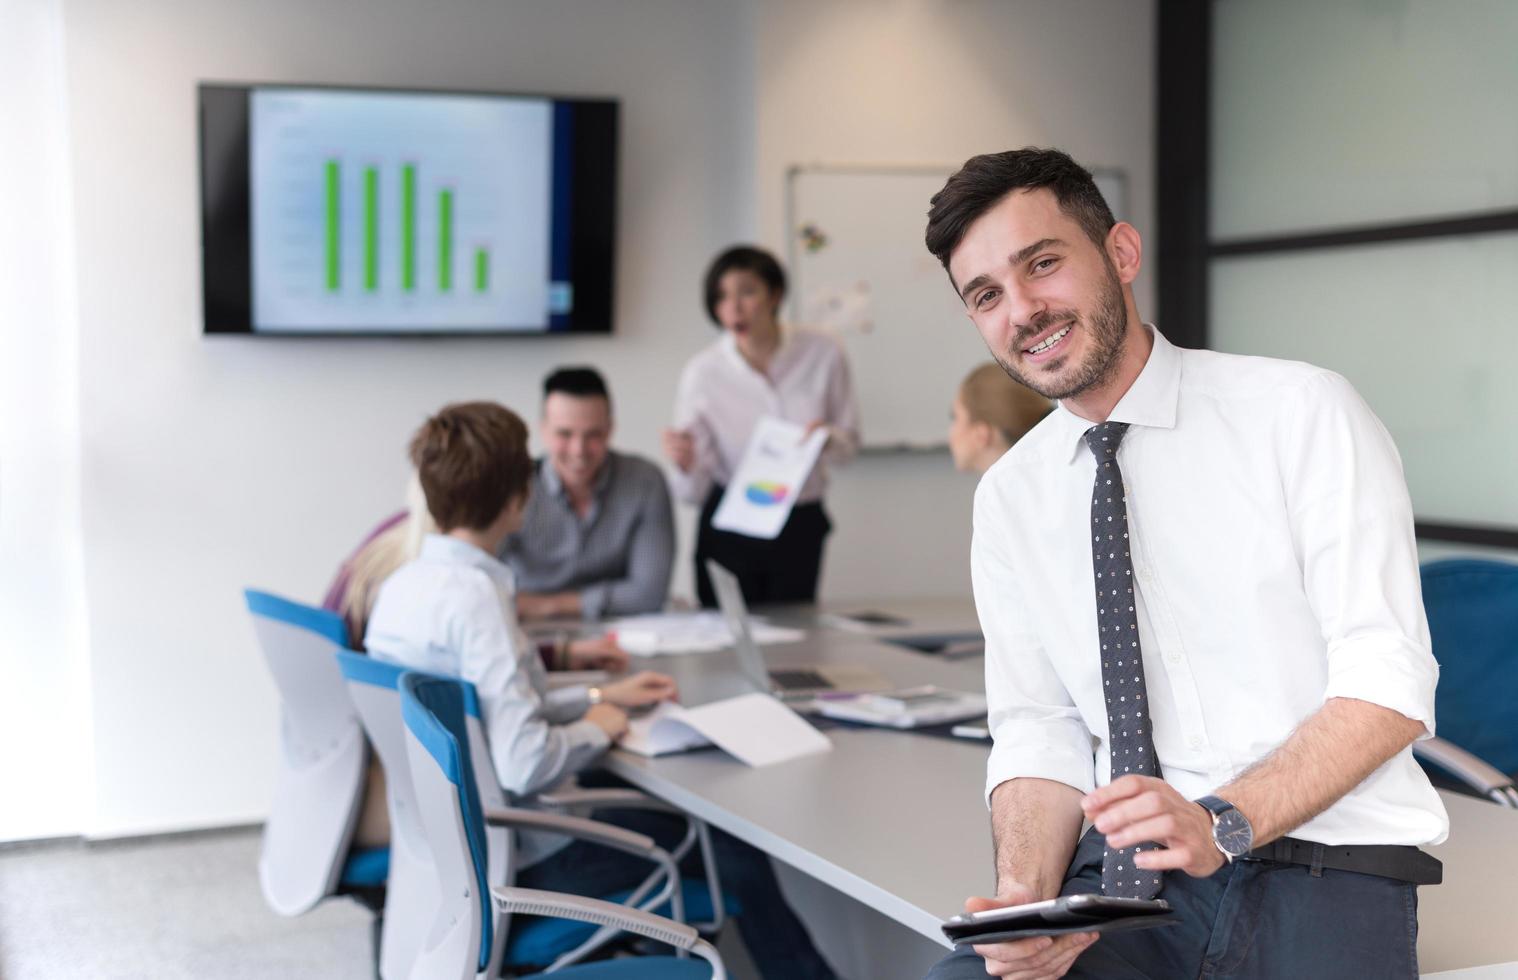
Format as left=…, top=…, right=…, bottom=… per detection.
left=661, top=245, right=860, bottom=608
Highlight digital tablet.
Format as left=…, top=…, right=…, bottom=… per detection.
left=941, top=894, right=1176, bottom=945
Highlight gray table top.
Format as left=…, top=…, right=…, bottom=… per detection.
left=602, top=598, right=1518, bottom=972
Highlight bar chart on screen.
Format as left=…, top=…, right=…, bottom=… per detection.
left=250, top=88, right=553, bottom=332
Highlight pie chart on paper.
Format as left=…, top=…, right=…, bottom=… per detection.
left=744, top=482, right=790, bottom=506
left=712, top=417, right=829, bottom=540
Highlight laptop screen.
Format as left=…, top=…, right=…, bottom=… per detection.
left=705, top=560, right=772, bottom=694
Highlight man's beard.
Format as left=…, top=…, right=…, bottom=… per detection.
left=993, top=263, right=1128, bottom=402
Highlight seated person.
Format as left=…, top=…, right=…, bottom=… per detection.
left=946, top=361, right=1051, bottom=474
left=324, top=475, right=618, bottom=853
left=324, top=473, right=625, bottom=671
left=323, top=474, right=429, bottom=646
left=366, top=401, right=835, bottom=979
left=504, top=367, right=675, bottom=622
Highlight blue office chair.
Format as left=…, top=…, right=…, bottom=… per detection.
left=338, top=652, right=726, bottom=977
left=1413, top=559, right=1518, bottom=807
left=245, top=590, right=389, bottom=917
left=400, top=672, right=725, bottom=980
left=338, top=651, right=509, bottom=979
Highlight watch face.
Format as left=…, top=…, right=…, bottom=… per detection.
left=1214, top=809, right=1254, bottom=857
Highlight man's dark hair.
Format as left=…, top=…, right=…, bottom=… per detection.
left=543, top=366, right=610, bottom=404
left=408, top=401, right=531, bottom=532
left=702, top=245, right=786, bottom=326
left=924, top=148, right=1115, bottom=275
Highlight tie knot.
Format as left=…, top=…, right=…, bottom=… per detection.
left=1084, top=421, right=1130, bottom=461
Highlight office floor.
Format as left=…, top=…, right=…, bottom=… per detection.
left=0, top=828, right=371, bottom=979
left=0, top=827, right=765, bottom=980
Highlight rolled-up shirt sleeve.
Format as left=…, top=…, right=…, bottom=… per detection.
left=974, top=479, right=1097, bottom=806
left=457, top=590, right=610, bottom=796
left=1281, top=371, right=1438, bottom=736
left=542, top=682, right=591, bottom=723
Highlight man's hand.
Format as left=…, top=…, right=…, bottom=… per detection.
left=517, top=591, right=579, bottom=621
left=601, top=670, right=679, bottom=709
left=1081, top=775, right=1224, bottom=878
left=566, top=634, right=629, bottom=672
left=967, top=886, right=1097, bottom=979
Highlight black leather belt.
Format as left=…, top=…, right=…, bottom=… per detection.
left=1242, top=836, right=1442, bottom=885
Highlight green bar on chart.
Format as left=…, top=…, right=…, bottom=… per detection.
left=438, top=188, right=453, bottom=291
left=401, top=164, right=416, bottom=292
left=363, top=167, right=378, bottom=291
left=474, top=247, right=489, bottom=292
left=324, top=160, right=340, bottom=291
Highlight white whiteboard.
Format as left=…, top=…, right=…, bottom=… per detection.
left=786, top=165, right=1126, bottom=450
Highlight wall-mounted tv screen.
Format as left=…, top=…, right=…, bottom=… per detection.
left=199, top=83, right=617, bottom=335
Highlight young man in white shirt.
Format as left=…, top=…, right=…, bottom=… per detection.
left=921, top=149, right=1446, bottom=979
left=367, top=401, right=836, bottom=978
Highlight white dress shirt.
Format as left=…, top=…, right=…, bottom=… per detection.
left=365, top=534, right=609, bottom=864
left=669, top=327, right=861, bottom=505
left=974, top=327, right=1447, bottom=847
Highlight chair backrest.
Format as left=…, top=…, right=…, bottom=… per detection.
left=339, top=652, right=435, bottom=980
left=339, top=652, right=509, bottom=979
left=1421, top=559, right=1518, bottom=774
left=401, top=672, right=493, bottom=979
left=246, top=588, right=367, bottom=917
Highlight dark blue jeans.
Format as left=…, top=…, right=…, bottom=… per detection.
left=927, top=829, right=1419, bottom=980
left=515, top=796, right=835, bottom=979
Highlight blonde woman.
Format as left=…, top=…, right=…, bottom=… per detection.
left=947, top=362, right=1052, bottom=474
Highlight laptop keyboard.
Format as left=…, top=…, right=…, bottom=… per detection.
left=769, top=669, right=833, bottom=691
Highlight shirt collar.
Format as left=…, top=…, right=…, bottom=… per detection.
left=420, top=532, right=516, bottom=588
left=719, top=328, right=792, bottom=376
left=537, top=453, right=615, bottom=502
left=1054, top=324, right=1181, bottom=464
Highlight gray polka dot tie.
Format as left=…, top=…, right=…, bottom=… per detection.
left=1085, top=421, right=1163, bottom=899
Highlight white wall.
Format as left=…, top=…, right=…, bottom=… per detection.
left=58, top=0, right=757, bottom=837
left=18, top=0, right=1154, bottom=839
left=0, top=0, right=95, bottom=842
left=754, top=0, right=1156, bottom=603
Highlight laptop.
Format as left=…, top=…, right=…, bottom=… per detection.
left=706, top=559, right=890, bottom=698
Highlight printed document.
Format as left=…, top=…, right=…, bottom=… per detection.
left=711, top=416, right=829, bottom=540
left=620, top=693, right=832, bottom=766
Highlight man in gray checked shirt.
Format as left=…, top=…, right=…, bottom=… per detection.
left=502, top=367, right=674, bottom=623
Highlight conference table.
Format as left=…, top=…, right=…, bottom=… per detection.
left=601, top=599, right=1518, bottom=978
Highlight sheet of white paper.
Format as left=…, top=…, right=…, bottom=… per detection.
left=619, top=694, right=832, bottom=767
left=621, top=702, right=711, bottom=756
left=710, top=416, right=829, bottom=540
left=609, top=610, right=806, bottom=656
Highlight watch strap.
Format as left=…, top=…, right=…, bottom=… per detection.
left=1196, top=794, right=1236, bottom=818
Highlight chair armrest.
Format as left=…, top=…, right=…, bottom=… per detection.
left=536, top=787, right=726, bottom=932
left=482, top=805, right=659, bottom=856
left=1413, top=737, right=1518, bottom=807
left=486, top=805, right=689, bottom=968
left=493, top=887, right=726, bottom=980
left=537, top=786, right=681, bottom=814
